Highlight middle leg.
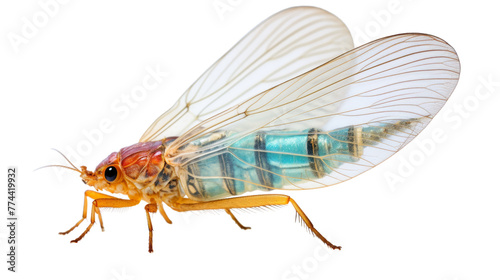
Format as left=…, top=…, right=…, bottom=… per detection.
left=144, top=203, right=158, bottom=253
left=225, top=209, right=251, bottom=230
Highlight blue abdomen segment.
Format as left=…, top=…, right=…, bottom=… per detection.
left=181, top=122, right=409, bottom=201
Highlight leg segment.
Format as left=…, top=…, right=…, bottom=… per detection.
left=225, top=209, right=251, bottom=230
left=154, top=197, right=172, bottom=224
left=67, top=193, right=140, bottom=244
left=167, top=194, right=341, bottom=250
left=144, top=203, right=158, bottom=253
left=59, top=190, right=118, bottom=235
left=288, top=198, right=341, bottom=250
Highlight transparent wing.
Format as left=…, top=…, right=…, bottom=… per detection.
left=140, top=6, right=353, bottom=142
left=169, top=33, right=460, bottom=191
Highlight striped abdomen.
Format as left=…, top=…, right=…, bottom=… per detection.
left=180, top=120, right=417, bottom=201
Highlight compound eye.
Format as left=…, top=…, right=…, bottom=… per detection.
left=104, top=166, right=118, bottom=182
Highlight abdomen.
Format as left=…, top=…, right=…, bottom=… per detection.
left=179, top=120, right=416, bottom=201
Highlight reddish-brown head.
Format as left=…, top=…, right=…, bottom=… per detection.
left=81, top=141, right=166, bottom=194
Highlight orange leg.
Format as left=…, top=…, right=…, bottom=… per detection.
left=144, top=203, right=158, bottom=253
left=225, top=209, right=251, bottom=230
left=59, top=190, right=119, bottom=235
left=63, top=191, right=140, bottom=244
left=154, top=197, right=172, bottom=224
left=166, top=194, right=341, bottom=250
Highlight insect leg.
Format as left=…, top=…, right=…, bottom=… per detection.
left=167, top=194, right=340, bottom=250
left=288, top=197, right=341, bottom=250
left=225, top=209, right=251, bottom=230
left=154, top=198, right=172, bottom=224
left=144, top=203, right=158, bottom=253
left=70, top=197, right=140, bottom=244
left=59, top=190, right=119, bottom=235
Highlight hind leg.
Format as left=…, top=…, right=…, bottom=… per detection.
left=166, top=194, right=341, bottom=250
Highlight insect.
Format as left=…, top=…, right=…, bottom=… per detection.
left=54, top=6, right=460, bottom=253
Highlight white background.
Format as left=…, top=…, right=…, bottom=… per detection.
left=1, top=0, right=499, bottom=280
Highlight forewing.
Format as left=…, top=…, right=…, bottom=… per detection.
left=140, top=6, right=353, bottom=142
left=170, top=33, right=460, bottom=190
